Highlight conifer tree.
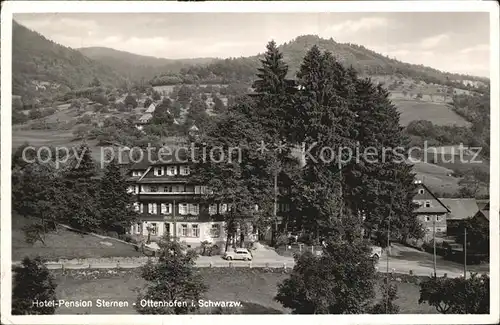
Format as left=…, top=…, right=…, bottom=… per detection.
left=61, top=143, right=101, bottom=231
left=98, top=157, right=138, bottom=234
left=291, top=47, right=358, bottom=239
left=64, top=142, right=97, bottom=186
left=251, top=40, right=296, bottom=140
left=344, top=78, right=423, bottom=244
left=250, top=41, right=299, bottom=242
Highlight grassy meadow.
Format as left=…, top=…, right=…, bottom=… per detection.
left=394, top=100, right=471, bottom=127
left=12, top=214, right=141, bottom=261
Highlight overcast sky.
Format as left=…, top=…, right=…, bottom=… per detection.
left=14, top=12, right=490, bottom=77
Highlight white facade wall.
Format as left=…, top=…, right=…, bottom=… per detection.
left=130, top=221, right=227, bottom=245
left=130, top=220, right=258, bottom=246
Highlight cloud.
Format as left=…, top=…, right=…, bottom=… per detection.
left=372, top=44, right=488, bottom=77
left=418, top=33, right=449, bottom=49
left=58, top=18, right=99, bottom=31
left=325, top=17, right=388, bottom=34
left=459, top=44, right=489, bottom=54
left=16, top=16, right=99, bottom=36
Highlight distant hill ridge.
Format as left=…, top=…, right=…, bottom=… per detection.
left=80, top=34, right=489, bottom=87
left=13, top=20, right=489, bottom=104
left=77, top=47, right=216, bottom=80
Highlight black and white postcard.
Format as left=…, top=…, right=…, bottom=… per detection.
left=1, top=1, right=498, bottom=324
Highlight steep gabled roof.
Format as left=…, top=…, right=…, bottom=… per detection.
left=439, top=198, right=479, bottom=220
left=128, top=147, right=191, bottom=172
left=414, top=181, right=451, bottom=213
left=473, top=201, right=491, bottom=221
left=139, top=113, right=153, bottom=122
left=145, top=103, right=156, bottom=113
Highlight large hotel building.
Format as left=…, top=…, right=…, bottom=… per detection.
left=124, top=150, right=261, bottom=249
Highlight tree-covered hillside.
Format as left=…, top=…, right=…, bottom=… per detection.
left=12, top=21, right=124, bottom=106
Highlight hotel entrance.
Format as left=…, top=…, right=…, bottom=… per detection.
left=164, top=222, right=170, bottom=237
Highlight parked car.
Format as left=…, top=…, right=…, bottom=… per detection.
left=370, top=245, right=382, bottom=262
left=223, top=248, right=253, bottom=261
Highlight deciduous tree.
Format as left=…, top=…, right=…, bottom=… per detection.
left=124, top=94, right=138, bottom=109
left=455, top=217, right=489, bottom=256
left=275, top=237, right=377, bottom=314
left=12, top=160, right=64, bottom=242
left=186, top=98, right=210, bottom=128
left=12, top=257, right=58, bottom=315
left=144, top=97, right=153, bottom=109
left=135, top=234, right=208, bottom=314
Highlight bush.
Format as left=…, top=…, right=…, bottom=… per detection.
left=297, top=233, right=314, bottom=246
left=419, top=273, right=489, bottom=313
left=44, top=107, right=57, bottom=116
left=369, top=282, right=400, bottom=314
left=124, top=94, right=138, bottom=109
left=119, top=234, right=133, bottom=243
left=76, top=114, right=92, bottom=125
left=13, top=110, right=29, bottom=124
left=29, top=108, right=43, bottom=119
left=274, top=234, right=289, bottom=248
left=106, top=231, right=119, bottom=239
left=144, top=97, right=153, bottom=108
left=116, top=102, right=127, bottom=112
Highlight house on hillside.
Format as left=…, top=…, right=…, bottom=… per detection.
left=188, top=124, right=199, bottom=137
left=136, top=113, right=153, bottom=130
left=476, top=199, right=490, bottom=210
left=125, top=150, right=258, bottom=249
left=413, top=180, right=451, bottom=239
left=440, top=198, right=480, bottom=236
left=473, top=201, right=490, bottom=224
left=205, top=97, right=215, bottom=108
left=145, top=103, right=156, bottom=114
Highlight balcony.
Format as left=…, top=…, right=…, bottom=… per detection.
left=140, top=191, right=197, bottom=195
left=138, top=192, right=203, bottom=202
left=139, top=185, right=208, bottom=196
